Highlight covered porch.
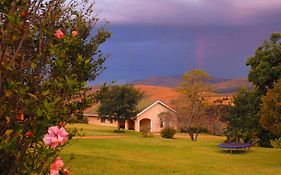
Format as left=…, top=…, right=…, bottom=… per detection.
left=118, top=119, right=135, bottom=130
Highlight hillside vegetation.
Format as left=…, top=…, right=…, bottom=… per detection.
left=85, top=85, right=232, bottom=114
left=132, top=76, right=252, bottom=94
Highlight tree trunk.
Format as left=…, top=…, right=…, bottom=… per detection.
left=188, top=132, right=195, bottom=141
left=194, top=131, right=200, bottom=141
left=188, top=129, right=200, bottom=141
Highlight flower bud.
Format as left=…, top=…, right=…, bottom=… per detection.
left=25, top=131, right=33, bottom=137
left=55, top=29, right=64, bottom=39
left=72, top=31, right=78, bottom=37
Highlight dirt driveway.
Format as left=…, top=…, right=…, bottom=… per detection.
left=73, top=135, right=126, bottom=139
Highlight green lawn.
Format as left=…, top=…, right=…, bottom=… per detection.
left=62, top=124, right=281, bottom=175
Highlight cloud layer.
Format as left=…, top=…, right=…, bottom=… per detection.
left=93, top=0, right=281, bottom=83
left=95, top=0, right=281, bottom=26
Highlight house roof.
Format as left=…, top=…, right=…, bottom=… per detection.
left=84, top=100, right=177, bottom=118
left=83, top=113, right=99, bottom=117
left=136, top=100, right=177, bottom=117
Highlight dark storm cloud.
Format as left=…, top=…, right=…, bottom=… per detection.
left=93, top=0, right=281, bottom=83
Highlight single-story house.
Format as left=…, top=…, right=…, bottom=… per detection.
left=84, top=100, right=177, bottom=132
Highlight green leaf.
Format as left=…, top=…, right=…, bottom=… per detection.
left=28, top=93, right=38, bottom=100
left=31, top=62, right=37, bottom=70
left=42, top=89, right=50, bottom=96
left=35, top=108, right=43, bottom=117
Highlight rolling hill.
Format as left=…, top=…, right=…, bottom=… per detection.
left=85, top=75, right=252, bottom=115
left=85, top=85, right=180, bottom=114
left=85, top=84, right=233, bottom=114
left=134, top=85, right=179, bottom=108
left=134, top=85, right=232, bottom=107
left=131, top=76, right=252, bottom=94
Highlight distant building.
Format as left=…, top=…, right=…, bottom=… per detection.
left=84, top=100, right=177, bottom=132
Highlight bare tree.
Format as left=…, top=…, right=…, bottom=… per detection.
left=173, top=69, right=210, bottom=141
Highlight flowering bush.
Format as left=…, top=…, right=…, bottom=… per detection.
left=55, top=29, right=65, bottom=39
left=50, top=157, right=64, bottom=175
left=43, top=126, right=69, bottom=149
left=0, top=0, right=110, bottom=174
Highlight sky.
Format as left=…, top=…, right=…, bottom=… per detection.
left=92, top=0, right=281, bottom=84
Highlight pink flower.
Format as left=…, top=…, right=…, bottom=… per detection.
left=71, top=31, right=78, bottom=37
left=54, top=29, right=64, bottom=39
left=43, top=126, right=68, bottom=149
left=50, top=157, right=64, bottom=175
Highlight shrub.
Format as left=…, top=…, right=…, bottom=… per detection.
left=113, top=129, right=125, bottom=133
left=180, top=128, right=208, bottom=134
left=141, top=126, right=153, bottom=138
left=270, top=138, right=281, bottom=149
left=161, top=127, right=177, bottom=139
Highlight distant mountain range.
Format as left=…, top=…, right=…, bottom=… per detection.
left=131, top=76, right=253, bottom=94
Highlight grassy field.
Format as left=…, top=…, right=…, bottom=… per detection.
left=62, top=124, right=281, bottom=175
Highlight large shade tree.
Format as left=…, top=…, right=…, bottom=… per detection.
left=95, top=85, right=144, bottom=128
left=247, top=32, right=281, bottom=95
left=245, top=32, right=281, bottom=147
left=222, top=32, right=281, bottom=147
left=225, top=88, right=262, bottom=144
left=260, top=79, right=281, bottom=138
left=174, top=69, right=210, bottom=141
left=0, top=0, right=110, bottom=174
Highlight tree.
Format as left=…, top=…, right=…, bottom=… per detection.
left=0, top=0, right=110, bottom=174
left=211, top=98, right=230, bottom=122
left=260, top=79, right=281, bottom=137
left=95, top=85, right=143, bottom=128
left=174, top=69, right=210, bottom=141
left=247, top=32, right=281, bottom=95
left=208, top=97, right=230, bottom=135
left=225, top=88, right=262, bottom=144
left=245, top=32, right=281, bottom=147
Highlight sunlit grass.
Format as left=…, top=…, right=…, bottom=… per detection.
left=66, top=124, right=139, bottom=136
left=62, top=124, right=281, bottom=175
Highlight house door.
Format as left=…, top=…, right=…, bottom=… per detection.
left=139, top=118, right=151, bottom=132
left=128, top=120, right=135, bottom=130
left=118, top=120, right=125, bottom=129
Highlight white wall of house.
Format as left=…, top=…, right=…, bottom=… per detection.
left=135, top=102, right=177, bottom=132
left=87, top=115, right=118, bottom=127
left=85, top=101, right=177, bottom=132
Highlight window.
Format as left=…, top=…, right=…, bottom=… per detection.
left=160, top=118, right=164, bottom=128
left=100, top=118, right=106, bottom=123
